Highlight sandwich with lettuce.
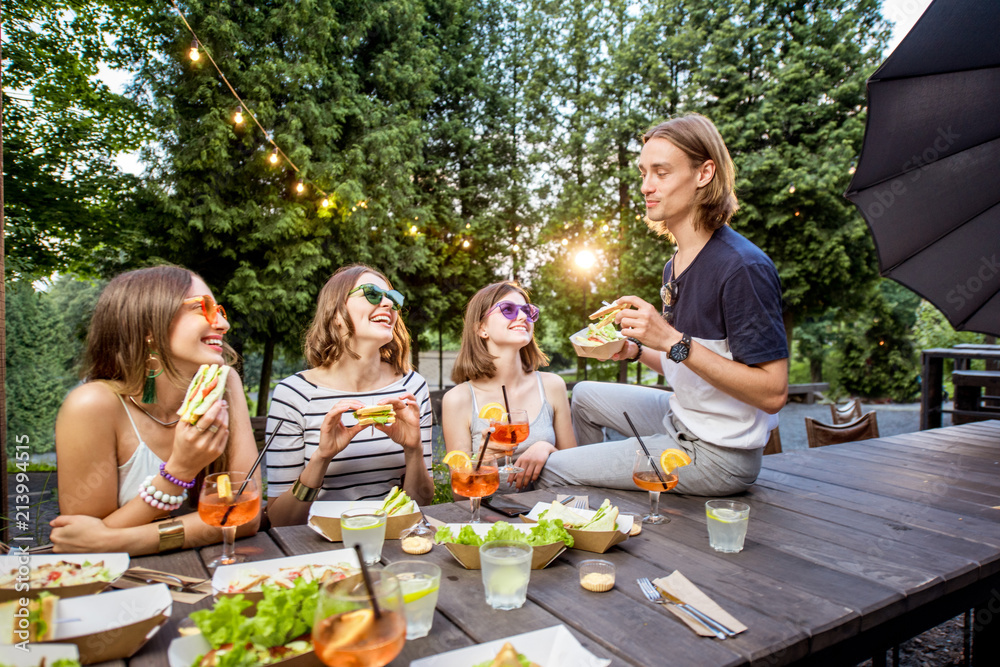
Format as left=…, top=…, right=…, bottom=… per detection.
left=379, top=486, right=416, bottom=516
left=572, top=301, right=632, bottom=347
left=352, top=405, right=396, bottom=427
left=539, top=499, right=619, bottom=531
left=434, top=520, right=573, bottom=548
left=177, top=364, right=230, bottom=424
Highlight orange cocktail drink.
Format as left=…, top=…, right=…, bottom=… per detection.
left=450, top=456, right=499, bottom=523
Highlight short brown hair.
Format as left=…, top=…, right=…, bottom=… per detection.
left=451, top=282, right=548, bottom=383
left=304, top=265, right=412, bottom=374
left=642, top=113, right=738, bottom=233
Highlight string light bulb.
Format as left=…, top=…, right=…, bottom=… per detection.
left=848, top=163, right=857, bottom=175
left=321, top=198, right=329, bottom=208
left=269, top=148, right=278, bottom=165
left=296, top=182, right=305, bottom=194
left=788, top=184, right=796, bottom=194
left=602, top=224, right=609, bottom=232
left=465, top=223, right=471, bottom=229
left=561, top=238, right=568, bottom=246
left=512, top=243, right=520, bottom=252
left=462, top=239, right=471, bottom=249
left=189, top=40, right=200, bottom=61
left=234, top=106, right=243, bottom=124
left=410, top=225, right=419, bottom=234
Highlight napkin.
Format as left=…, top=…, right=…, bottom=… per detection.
left=112, top=567, right=213, bottom=604
left=652, top=571, right=747, bottom=637
left=555, top=493, right=590, bottom=510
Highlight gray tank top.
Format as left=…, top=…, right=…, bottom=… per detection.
left=467, top=373, right=557, bottom=458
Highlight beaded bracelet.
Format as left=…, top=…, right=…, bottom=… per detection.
left=159, top=462, right=196, bottom=489
left=139, top=475, right=188, bottom=511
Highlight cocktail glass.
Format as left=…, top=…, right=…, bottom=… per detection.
left=313, top=571, right=406, bottom=667
left=198, top=472, right=260, bottom=568
left=341, top=508, right=388, bottom=566
left=631, top=450, right=676, bottom=525
left=490, top=409, right=529, bottom=475
left=383, top=560, right=441, bottom=639
left=450, top=454, right=500, bottom=523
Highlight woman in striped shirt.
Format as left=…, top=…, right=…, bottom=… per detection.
left=265, top=265, right=434, bottom=526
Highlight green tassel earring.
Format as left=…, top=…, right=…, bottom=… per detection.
left=143, top=350, right=163, bottom=404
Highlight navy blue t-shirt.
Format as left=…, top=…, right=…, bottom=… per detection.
left=664, top=225, right=788, bottom=366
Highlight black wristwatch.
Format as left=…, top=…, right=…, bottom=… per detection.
left=626, top=337, right=643, bottom=362
left=669, top=333, right=691, bottom=363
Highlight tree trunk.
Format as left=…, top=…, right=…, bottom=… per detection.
left=410, top=324, right=422, bottom=372
left=438, top=329, right=444, bottom=389
left=256, top=336, right=275, bottom=417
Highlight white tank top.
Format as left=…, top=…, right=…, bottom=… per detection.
left=116, top=396, right=166, bottom=507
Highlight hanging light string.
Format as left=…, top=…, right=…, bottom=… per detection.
left=168, top=0, right=328, bottom=198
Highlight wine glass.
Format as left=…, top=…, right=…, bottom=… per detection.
left=198, top=471, right=261, bottom=567
left=490, top=409, right=529, bottom=475
left=313, top=571, right=406, bottom=667
left=450, top=454, right=500, bottom=523
left=631, top=450, right=677, bottom=524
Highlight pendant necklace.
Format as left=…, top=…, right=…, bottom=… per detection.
left=128, top=395, right=180, bottom=427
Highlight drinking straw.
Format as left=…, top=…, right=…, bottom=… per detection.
left=221, top=416, right=290, bottom=526
left=623, top=411, right=668, bottom=486
left=501, top=385, right=511, bottom=415
left=474, top=432, right=493, bottom=472
left=354, top=544, right=383, bottom=619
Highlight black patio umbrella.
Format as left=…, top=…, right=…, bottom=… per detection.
left=845, top=0, right=1000, bottom=337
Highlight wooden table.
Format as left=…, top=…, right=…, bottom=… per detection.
left=921, top=346, right=1000, bottom=429
left=115, top=421, right=1000, bottom=667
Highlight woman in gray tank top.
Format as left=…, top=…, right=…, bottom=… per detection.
left=442, top=282, right=577, bottom=491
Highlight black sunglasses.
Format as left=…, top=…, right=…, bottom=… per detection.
left=660, top=280, right=678, bottom=325
left=488, top=300, right=540, bottom=323
left=349, top=284, right=405, bottom=311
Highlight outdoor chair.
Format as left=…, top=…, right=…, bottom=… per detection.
left=805, top=412, right=880, bottom=448
left=829, top=398, right=862, bottom=425
left=762, top=428, right=782, bottom=455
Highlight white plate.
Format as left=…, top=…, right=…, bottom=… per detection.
left=212, top=549, right=359, bottom=594
left=410, top=624, right=611, bottom=666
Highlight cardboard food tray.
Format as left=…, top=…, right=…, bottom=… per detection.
left=0, top=553, right=129, bottom=602
left=168, top=633, right=324, bottom=667
left=307, top=501, right=420, bottom=541
left=570, top=327, right=626, bottom=359
left=521, top=502, right=632, bottom=553
left=48, top=584, right=171, bottom=664
left=437, top=523, right=565, bottom=570
left=410, top=624, right=611, bottom=667
left=212, top=548, right=360, bottom=605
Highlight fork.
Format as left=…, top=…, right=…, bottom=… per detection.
left=571, top=496, right=588, bottom=510
left=636, top=578, right=734, bottom=639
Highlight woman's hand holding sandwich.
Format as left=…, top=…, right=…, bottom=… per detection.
left=373, top=394, right=421, bottom=451
left=316, top=399, right=369, bottom=459
left=167, top=398, right=230, bottom=482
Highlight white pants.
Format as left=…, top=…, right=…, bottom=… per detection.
left=537, top=381, right=761, bottom=496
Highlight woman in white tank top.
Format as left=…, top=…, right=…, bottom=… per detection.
left=442, top=282, right=577, bottom=491
left=51, top=266, right=260, bottom=555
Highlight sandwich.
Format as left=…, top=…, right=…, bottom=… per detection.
left=573, top=300, right=632, bottom=347
left=473, top=642, right=541, bottom=667
left=379, top=486, right=416, bottom=516
left=539, top=499, right=619, bottom=531
left=0, top=592, right=57, bottom=642
left=177, top=364, right=230, bottom=424
left=352, top=405, right=396, bottom=426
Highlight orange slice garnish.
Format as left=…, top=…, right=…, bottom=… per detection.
left=442, top=450, right=471, bottom=469
left=320, top=608, right=374, bottom=654
left=478, top=402, right=506, bottom=422
left=660, top=449, right=692, bottom=473
left=217, top=474, right=233, bottom=501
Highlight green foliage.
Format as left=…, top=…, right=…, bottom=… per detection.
left=5, top=282, right=73, bottom=455
left=835, top=281, right=921, bottom=402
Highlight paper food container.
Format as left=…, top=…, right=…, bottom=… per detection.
left=212, top=548, right=360, bottom=606
left=307, top=500, right=420, bottom=541
left=410, top=624, right=611, bottom=667
left=437, top=523, right=566, bottom=570
left=0, top=553, right=129, bottom=602
left=570, top=327, right=626, bottom=360
left=49, top=584, right=171, bottom=664
left=0, top=643, right=80, bottom=666
left=168, top=633, right=323, bottom=667
left=522, top=503, right=632, bottom=553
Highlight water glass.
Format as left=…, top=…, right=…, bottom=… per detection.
left=341, top=508, right=387, bottom=565
left=384, top=560, right=442, bottom=639
left=479, top=540, right=532, bottom=610
left=705, top=500, right=750, bottom=553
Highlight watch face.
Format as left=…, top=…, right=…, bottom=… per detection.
left=669, top=338, right=690, bottom=363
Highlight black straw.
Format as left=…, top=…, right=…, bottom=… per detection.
left=623, top=411, right=668, bottom=487
left=221, top=416, right=290, bottom=526
left=354, top=544, right=382, bottom=619
left=501, top=385, right=511, bottom=415
left=474, top=432, right=492, bottom=472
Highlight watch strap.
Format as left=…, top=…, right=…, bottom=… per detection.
left=291, top=477, right=320, bottom=502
